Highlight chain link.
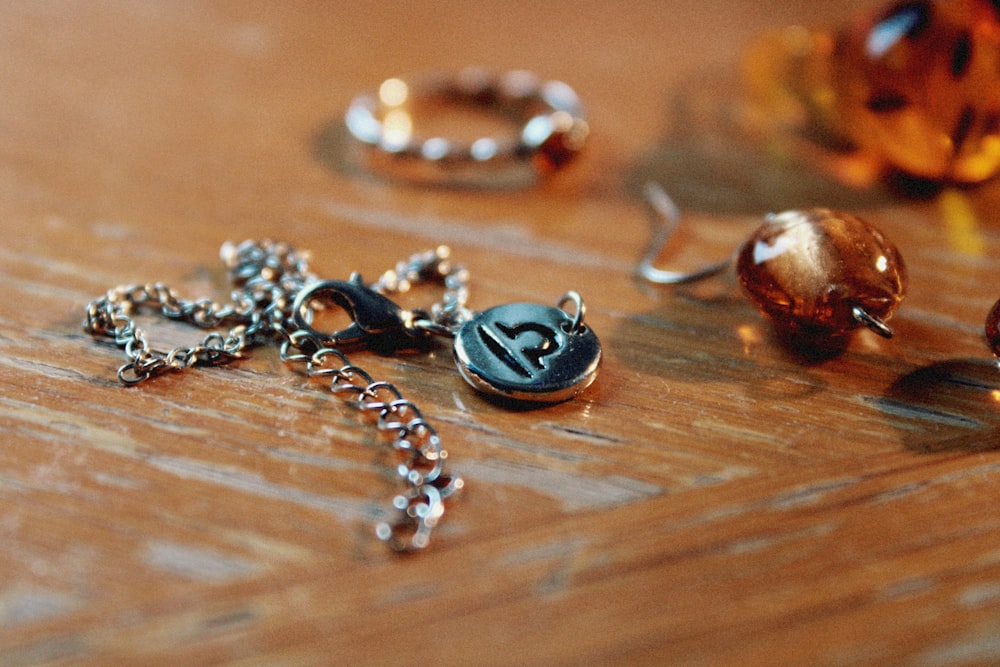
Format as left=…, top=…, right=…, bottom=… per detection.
left=369, top=244, right=473, bottom=334
left=83, top=282, right=257, bottom=384
left=282, top=339, right=464, bottom=552
left=83, top=239, right=465, bottom=551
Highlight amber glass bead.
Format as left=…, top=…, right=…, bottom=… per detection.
left=986, top=297, right=1000, bottom=357
left=832, top=0, right=1000, bottom=183
left=736, top=209, right=907, bottom=336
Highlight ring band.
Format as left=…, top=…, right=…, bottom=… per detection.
left=344, top=67, right=589, bottom=186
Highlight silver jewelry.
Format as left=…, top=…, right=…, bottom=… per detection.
left=84, top=240, right=601, bottom=551
left=453, top=295, right=600, bottom=403
left=344, top=67, right=589, bottom=186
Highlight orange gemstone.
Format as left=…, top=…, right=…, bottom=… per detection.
left=736, top=209, right=906, bottom=336
left=832, top=0, right=1000, bottom=183
left=520, top=111, right=589, bottom=173
left=986, top=297, right=1000, bottom=357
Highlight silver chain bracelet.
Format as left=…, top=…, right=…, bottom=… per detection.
left=84, top=240, right=602, bottom=551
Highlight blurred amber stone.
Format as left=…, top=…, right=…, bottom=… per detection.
left=833, top=0, right=1000, bottom=183
left=741, top=25, right=843, bottom=143
left=986, top=297, right=1000, bottom=357
left=736, top=209, right=907, bottom=336
left=743, top=1, right=1000, bottom=183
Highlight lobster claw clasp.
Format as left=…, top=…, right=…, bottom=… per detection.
left=291, top=274, right=409, bottom=349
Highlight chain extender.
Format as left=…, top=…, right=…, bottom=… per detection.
left=83, top=239, right=467, bottom=552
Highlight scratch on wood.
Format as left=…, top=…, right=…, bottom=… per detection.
left=145, top=455, right=378, bottom=522
left=458, top=458, right=662, bottom=511
left=143, top=540, right=259, bottom=582
left=723, top=522, right=836, bottom=555
left=862, top=396, right=983, bottom=429
left=498, top=538, right=588, bottom=596
left=878, top=577, right=936, bottom=601
left=437, top=413, right=506, bottom=437
left=0, top=354, right=101, bottom=384
left=958, top=583, right=1000, bottom=609
left=937, top=461, right=1000, bottom=485
left=1, top=636, right=87, bottom=666
left=90, top=471, right=147, bottom=490
left=378, top=581, right=442, bottom=607
left=199, top=608, right=257, bottom=633
left=320, top=199, right=629, bottom=272
left=869, top=481, right=927, bottom=504
left=542, top=423, right=625, bottom=446
left=0, top=587, right=79, bottom=626
left=915, top=628, right=1000, bottom=666
left=501, top=538, right=587, bottom=566
left=769, top=478, right=858, bottom=509
left=536, top=561, right=574, bottom=596
left=261, top=446, right=369, bottom=472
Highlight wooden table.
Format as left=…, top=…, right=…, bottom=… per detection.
left=4, top=1, right=1000, bottom=664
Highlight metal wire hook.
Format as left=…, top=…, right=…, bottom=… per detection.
left=637, top=184, right=898, bottom=339
left=637, top=182, right=734, bottom=285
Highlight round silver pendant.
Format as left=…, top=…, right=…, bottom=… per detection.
left=453, top=302, right=601, bottom=403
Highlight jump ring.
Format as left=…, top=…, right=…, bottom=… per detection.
left=344, top=67, right=589, bottom=187
left=558, top=290, right=586, bottom=333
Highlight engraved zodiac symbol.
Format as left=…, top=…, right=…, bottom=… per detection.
left=476, top=321, right=560, bottom=378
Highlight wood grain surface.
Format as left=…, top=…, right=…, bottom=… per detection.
left=3, top=1, right=1000, bottom=664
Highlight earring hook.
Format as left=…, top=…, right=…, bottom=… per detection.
left=636, top=182, right=734, bottom=285
left=636, top=183, right=901, bottom=340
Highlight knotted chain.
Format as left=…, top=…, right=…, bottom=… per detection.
left=83, top=239, right=468, bottom=552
